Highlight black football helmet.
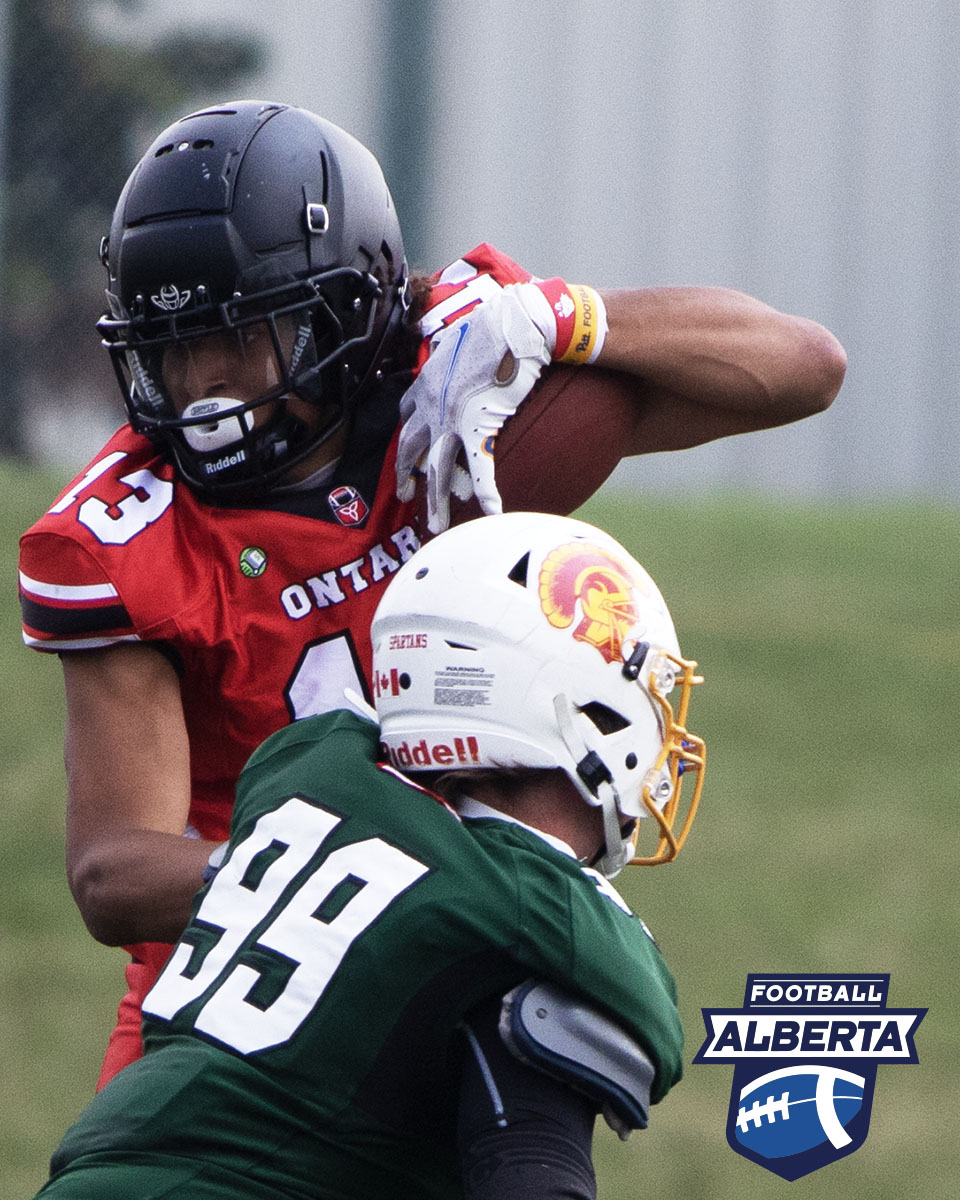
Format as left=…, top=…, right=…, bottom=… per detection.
left=98, top=100, right=409, bottom=497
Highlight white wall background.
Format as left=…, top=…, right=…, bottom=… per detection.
left=85, top=0, right=960, bottom=501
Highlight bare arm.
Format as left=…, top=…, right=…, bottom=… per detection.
left=62, top=643, right=219, bottom=946
left=594, top=285, right=847, bottom=454
left=396, top=272, right=846, bottom=529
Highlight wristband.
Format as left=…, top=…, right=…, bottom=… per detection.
left=533, top=278, right=608, bottom=365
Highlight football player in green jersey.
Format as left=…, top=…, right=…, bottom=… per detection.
left=31, top=512, right=706, bottom=1200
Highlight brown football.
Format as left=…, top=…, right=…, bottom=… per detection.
left=418, top=364, right=640, bottom=540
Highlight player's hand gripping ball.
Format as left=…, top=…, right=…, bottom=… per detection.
left=414, top=363, right=640, bottom=541
left=396, top=285, right=553, bottom=533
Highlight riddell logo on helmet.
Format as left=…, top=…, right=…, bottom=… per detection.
left=386, top=737, right=480, bottom=769
left=205, top=449, right=246, bottom=474
left=289, top=322, right=313, bottom=373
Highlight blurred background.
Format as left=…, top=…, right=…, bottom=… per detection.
left=1, top=1, right=957, bottom=1196
left=3, top=0, right=959, bottom=497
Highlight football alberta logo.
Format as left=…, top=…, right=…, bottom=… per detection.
left=693, top=974, right=925, bottom=1180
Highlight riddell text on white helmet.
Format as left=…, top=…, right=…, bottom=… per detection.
left=385, top=736, right=480, bottom=769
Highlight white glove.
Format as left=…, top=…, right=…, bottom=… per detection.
left=395, top=282, right=554, bottom=533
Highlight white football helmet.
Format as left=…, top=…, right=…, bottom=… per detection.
left=371, top=512, right=705, bottom=876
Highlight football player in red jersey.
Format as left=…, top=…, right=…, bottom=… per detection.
left=18, top=100, right=846, bottom=1089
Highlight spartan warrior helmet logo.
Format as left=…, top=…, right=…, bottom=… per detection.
left=537, top=543, right=647, bottom=663
left=150, top=284, right=193, bottom=312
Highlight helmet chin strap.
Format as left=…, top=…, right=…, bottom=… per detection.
left=596, top=785, right=632, bottom=879
left=553, top=694, right=631, bottom=879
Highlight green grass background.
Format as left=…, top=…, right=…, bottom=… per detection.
left=2, top=462, right=957, bottom=1197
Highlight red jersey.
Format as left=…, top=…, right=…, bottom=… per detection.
left=20, top=424, right=420, bottom=830
left=18, top=244, right=533, bottom=1084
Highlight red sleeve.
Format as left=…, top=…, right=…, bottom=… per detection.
left=416, top=244, right=535, bottom=368
left=17, top=427, right=184, bottom=653
left=19, top=531, right=140, bottom=652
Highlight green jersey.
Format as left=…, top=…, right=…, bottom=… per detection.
left=38, top=711, right=683, bottom=1200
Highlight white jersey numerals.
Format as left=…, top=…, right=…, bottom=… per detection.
left=51, top=452, right=175, bottom=546
left=78, top=467, right=174, bottom=545
left=284, top=632, right=368, bottom=721
left=144, top=796, right=428, bottom=1053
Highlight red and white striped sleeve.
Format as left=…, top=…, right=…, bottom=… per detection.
left=19, top=532, right=139, bottom=652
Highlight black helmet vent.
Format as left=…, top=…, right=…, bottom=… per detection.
left=507, top=553, right=530, bottom=587
left=578, top=702, right=630, bottom=735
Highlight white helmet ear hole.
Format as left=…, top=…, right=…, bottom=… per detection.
left=181, top=397, right=253, bottom=451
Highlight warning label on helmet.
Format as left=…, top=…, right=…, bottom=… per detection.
left=434, top=666, right=494, bottom=707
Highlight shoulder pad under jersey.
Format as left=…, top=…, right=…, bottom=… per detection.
left=499, top=978, right=655, bottom=1138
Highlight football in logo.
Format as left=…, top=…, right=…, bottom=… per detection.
left=695, top=973, right=926, bottom=1180
left=735, top=1066, right=865, bottom=1160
